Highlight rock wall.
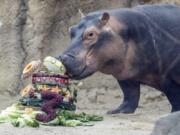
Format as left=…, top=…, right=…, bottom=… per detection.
left=0, top=0, right=180, bottom=95
left=0, top=0, right=22, bottom=95
left=0, top=0, right=125, bottom=95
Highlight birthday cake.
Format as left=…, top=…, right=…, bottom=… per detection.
left=0, top=56, right=103, bottom=127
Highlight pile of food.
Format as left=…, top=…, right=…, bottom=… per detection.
left=0, top=56, right=103, bottom=127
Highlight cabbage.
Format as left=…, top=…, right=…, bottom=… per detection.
left=41, top=117, right=60, bottom=126
left=21, top=114, right=39, bottom=127
left=0, top=104, right=103, bottom=127
left=0, top=104, right=40, bottom=127
left=12, top=117, right=26, bottom=127
left=0, top=104, right=24, bottom=123
left=63, top=120, right=82, bottom=127
left=11, top=114, right=39, bottom=128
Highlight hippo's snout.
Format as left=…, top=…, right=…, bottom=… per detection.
left=59, top=53, right=74, bottom=74
left=60, top=53, right=75, bottom=66
left=59, top=53, right=85, bottom=79
left=59, top=52, right=96, bottom=80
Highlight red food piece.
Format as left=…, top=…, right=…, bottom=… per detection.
left=36, top=91, right=63, bottom=123
left=32, top=73, right=69, bottom=86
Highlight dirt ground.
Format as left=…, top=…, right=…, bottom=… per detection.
left=0, top=86, right=171, bottom=135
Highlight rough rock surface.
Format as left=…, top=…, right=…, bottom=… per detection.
left=0, top=0, right=23, bottom=95
left=151, top=111, right=180, bottom=135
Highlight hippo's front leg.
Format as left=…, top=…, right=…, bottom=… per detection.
left=107, top=80, right=140, bottom=114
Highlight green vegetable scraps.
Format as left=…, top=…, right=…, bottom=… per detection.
left=0, top=104, right=103, bottom=128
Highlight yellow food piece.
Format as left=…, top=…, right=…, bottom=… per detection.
left=64, top=91, right=71, bottom=98
left=41, top=85, right=50, bottom=92
left=51, top=86, right=61, bottom=93
left=20, top=85, right=34, bottom=97
left=22, top=60, right=42, bottom=79
left=43, top=56, right=66, bottom=75
left=25, top=107, right=34, bottom=115
left=23, top=63, right=33, bottom=74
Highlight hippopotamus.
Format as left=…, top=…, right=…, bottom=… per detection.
left=59, top=4, right=180, bottom=114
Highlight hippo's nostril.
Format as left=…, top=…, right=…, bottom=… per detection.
left=66, top=53, right=75, bottom=59
left=59, top=53, right=75, bottom=62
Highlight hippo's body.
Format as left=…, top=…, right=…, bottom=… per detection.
left=60, top=4, right=180, bottom=114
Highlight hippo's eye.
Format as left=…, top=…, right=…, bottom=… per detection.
left=83, top=27, right=99, bottom=47
left=85, top=31, right=97, bottom=40
left=84, top=26, right=99, bottom=39
left=88, top=32, right=94, bottom=37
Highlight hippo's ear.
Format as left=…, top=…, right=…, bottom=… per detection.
left=100, top=12, right=110, bottom=26
left=79, top=9, right=85, bottom=18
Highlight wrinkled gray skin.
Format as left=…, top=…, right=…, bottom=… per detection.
left=59, top=4, right=180, bottom=114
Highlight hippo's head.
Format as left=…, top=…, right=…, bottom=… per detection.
left=59, top=11, right=128, bottom=80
